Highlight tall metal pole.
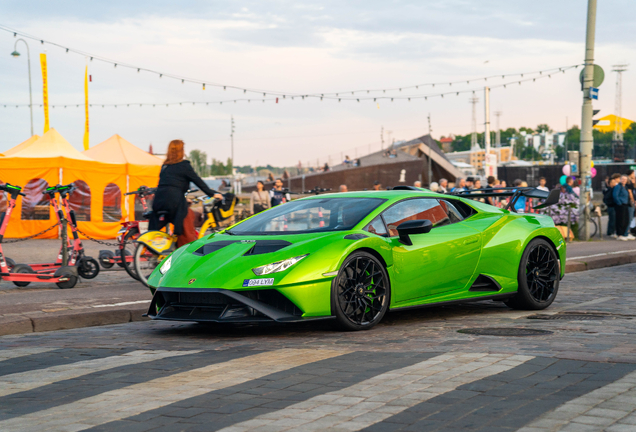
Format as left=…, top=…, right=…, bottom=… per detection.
left=494, top=111, right=502, bottom=147
left=484, top=87, right=491, bottom=154
left=230, top=115, right=235, bottom=174
left=578, top=0, right=597, bottom=241
left=427, top=113, right=432, bottom=186
left=11, top=39, right=34, bottom=136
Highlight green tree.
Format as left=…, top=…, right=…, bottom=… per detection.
left=189, top=150, right=209, bottom=177
left=536, top=124, right=551, bottom=133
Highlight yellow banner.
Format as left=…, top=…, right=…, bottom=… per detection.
left=40, top=53, right=49, bottom=133
left=83, top=66, right=89, bottom=150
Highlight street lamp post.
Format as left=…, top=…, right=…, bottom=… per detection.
left=11, top=38, right=34, bottom=137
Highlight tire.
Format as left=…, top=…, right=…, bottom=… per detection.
left=98, top=250, right=115, bottom=269
left=505, top=238, right=560, bottom=310
left=331, top=251, right=390, bottom=331
left=78, top=257, right=100, bottom=279
left=56, top=272, right=78, bottom=289
left=12, top=264, right=35, bottom=287
left=121, top=228, right=140, bottom=280
left=133, top=242, right=163, bottom=288
left=5, top=257, right=16, bottom=271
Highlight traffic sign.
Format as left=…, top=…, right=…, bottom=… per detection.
left=579, top=64, right=605, bottom=89
left=589, top=87, right=599, bottom=100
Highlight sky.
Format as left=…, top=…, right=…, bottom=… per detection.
left=0, top=0, right=634, bottom=167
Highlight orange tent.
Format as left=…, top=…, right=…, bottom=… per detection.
left=83, top=135, right=161, bottom=221
left=0, top=135, right=40, bottom=157
left=0, top=129, right=127, bottom=239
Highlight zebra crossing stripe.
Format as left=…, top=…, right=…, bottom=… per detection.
left=0, top=348, right=57, bottom=362
left=0, top=349, right=201, bottom=398
left=0, top=348, right=348, bottom=432
left=218, top=352, right=535, bottom=432
left=518, top=369, right=636, bottom=431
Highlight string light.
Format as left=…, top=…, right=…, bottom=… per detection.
left=2, top=67, right=575, bottom=109
left=0, top=24, right=580, bottom=101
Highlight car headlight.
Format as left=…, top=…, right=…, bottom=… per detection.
left=252, top=255, right=308, bottom=276
left=160, top=255, right=172, bottom=275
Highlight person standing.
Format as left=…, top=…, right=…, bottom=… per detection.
left=604, top=174, right=618, bottom=238
left=372, top=181, right=382, bottom=191
left=537, top=177, right=549, bottom=192
left=485, top=176, right=497, bottom=206
left=451, top=178, right=466, bottom=193
left=614, top=175, right=632, bottom=241
left=438, top=178, right=448, bottom=193
left=339, top=184, right=348, bottom=192
left=250, top=181, right=270, bottom=215
left=270, top=178, right=291, bottom=207
left=413, top=181, right=422, bottom=188
left=625, top=170, right=635, bottom=237
left=513, top=179, right=526, bottom=213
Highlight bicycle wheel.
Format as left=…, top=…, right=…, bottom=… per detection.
left=133, top=242, right=164, bottom=288
left=590, top=218, right=598, bottom=238
left=121, top=228, right=141, bottom=280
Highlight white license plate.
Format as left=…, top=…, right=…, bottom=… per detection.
left=242, top=278, right=274, bottom=287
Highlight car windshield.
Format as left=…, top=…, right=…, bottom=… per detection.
left=227, top=197, right=385, bottom=235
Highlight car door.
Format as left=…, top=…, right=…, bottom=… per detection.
left=383, top=198, right=481, bottom=303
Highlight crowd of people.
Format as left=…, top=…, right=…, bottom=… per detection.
left=603, top=170, right=636, bottom=241
left=249, top=172, right=636, bottom=242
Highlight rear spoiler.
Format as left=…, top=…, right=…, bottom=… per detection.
left=450, top=187, right=561, bottom=213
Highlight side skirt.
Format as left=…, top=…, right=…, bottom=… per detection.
left=388, top=292, right=516, bottom=313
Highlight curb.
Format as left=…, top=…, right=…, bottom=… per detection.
left=0, top=306, right=149, bottom=337
left=565, top=252, right=636, bottom=273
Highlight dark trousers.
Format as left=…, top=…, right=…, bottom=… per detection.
left=616, top=205, right=629, bottom=237
left=607, top=206, right=616, bottom=235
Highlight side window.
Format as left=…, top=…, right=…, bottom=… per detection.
left=382, top=199, right=450, bottom=237
left=438, top=199, right=464, bottom=223
left=68, top=180, right=91, bottom=222
left=364, top=216, right=387, bottom=236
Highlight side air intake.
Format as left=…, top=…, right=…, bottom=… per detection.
left=469, top=274, right=502, bottom=292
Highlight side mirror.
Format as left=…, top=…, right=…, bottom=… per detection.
left=397, top=219, right=433, bottom=245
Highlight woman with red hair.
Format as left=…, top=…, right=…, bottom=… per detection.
left=150, top=140, right=222, bottom=246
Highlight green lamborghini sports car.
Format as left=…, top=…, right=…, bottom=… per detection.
left=146, top=186, right=565, bottom=331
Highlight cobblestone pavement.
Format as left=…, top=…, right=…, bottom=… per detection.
left=2, top=264, right=636, bottom=431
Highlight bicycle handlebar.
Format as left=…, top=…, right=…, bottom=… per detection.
left=0, top=183, right=26, bottom=196
left=124, top=186, right=156, bottom=196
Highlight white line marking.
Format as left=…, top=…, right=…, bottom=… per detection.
left=566, top=249, right=636, bottom=261
left=0, top=350, right=200, bottom=398
left=219, top=352, right=535, bottom=432
left=92, top=300, right=151, bottom=308
left=0, top=348, right=348, bottom=432
left=0, top=347, right=57, bottom=362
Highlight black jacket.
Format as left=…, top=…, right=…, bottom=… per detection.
left=150, top=160, right=218, bottom=235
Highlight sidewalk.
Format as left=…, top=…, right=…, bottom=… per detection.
left=1, top=237, right=636, bottom=337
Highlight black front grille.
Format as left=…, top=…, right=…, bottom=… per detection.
left=179, top=292, right=228, bottom=305
left=151, top=288, right=303, bottom=322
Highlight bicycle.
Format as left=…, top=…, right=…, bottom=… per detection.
left=98, top=186, right=156, bottom=281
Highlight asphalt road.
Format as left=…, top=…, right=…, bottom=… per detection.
left=2, top=263, right=636, bottom=431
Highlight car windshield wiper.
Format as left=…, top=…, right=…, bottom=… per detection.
left=223, top=230, right=236, bottom=235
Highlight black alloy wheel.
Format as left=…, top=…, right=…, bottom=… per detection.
left=332, top=251, right=390, bottom=331
left=506, top=238, right=560, bottom=310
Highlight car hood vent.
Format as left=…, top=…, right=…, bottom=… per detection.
left=469, top=274, right=502, bottom=292
left=193, top=240, right=238, bottom=256
left=243, top=240, right=293, bottom=256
